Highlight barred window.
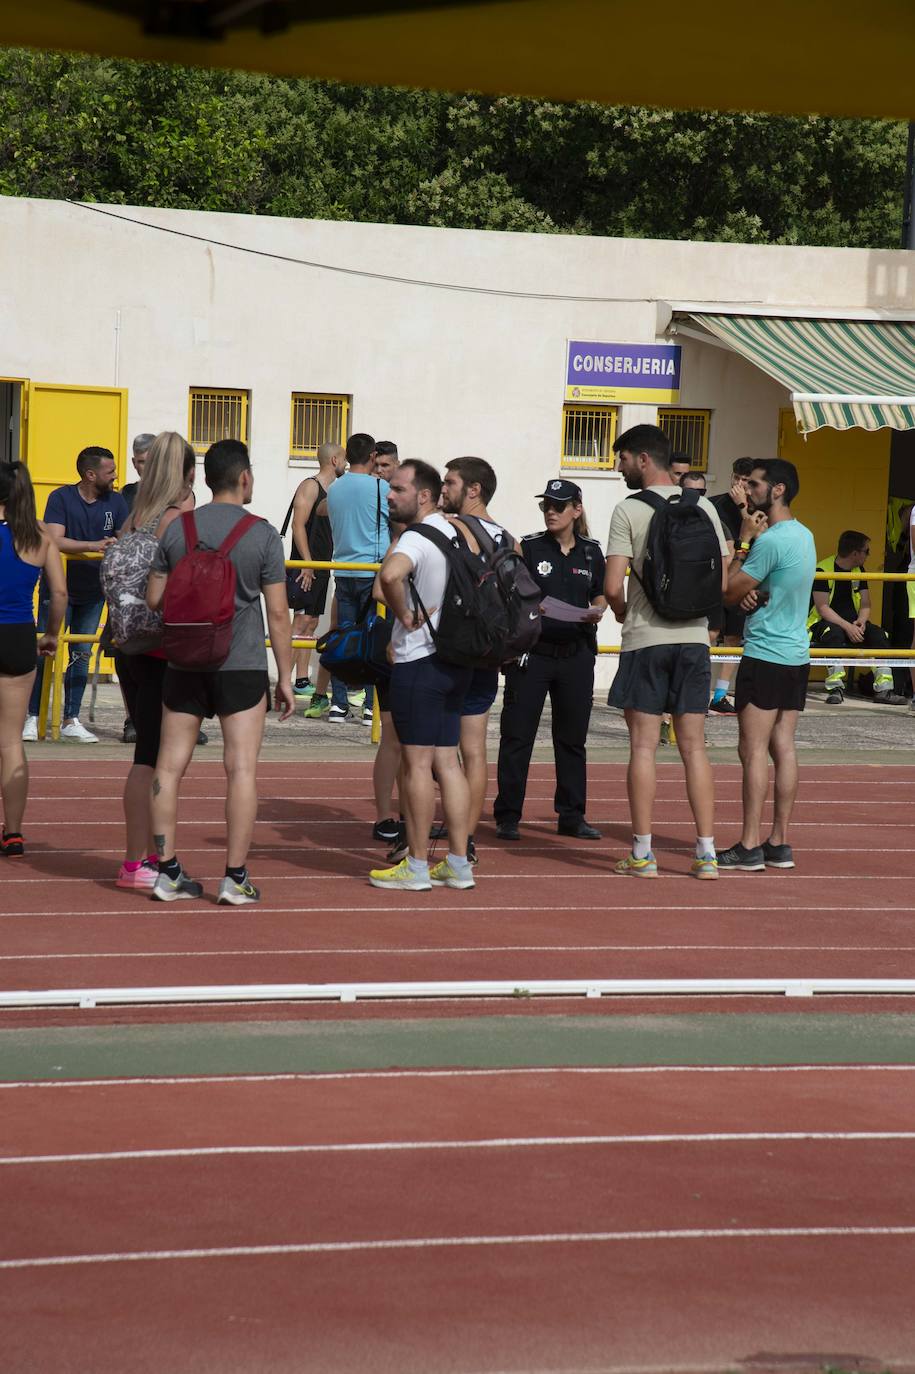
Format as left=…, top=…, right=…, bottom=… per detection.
left=561, top=405, right=619, bottom=468
left=657, top=409, right=710, bottom=472
left=188, top=389, right=249, bottom=456
left=290, top=393, right=349, bottom=459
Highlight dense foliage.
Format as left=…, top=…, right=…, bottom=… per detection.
left=0, top=47, right=906, bottom=247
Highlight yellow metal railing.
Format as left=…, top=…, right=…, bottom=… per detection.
left=34, top=561, right=915, bottom=741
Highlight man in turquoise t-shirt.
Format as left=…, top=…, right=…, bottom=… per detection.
left=718, top=458, right=815, bottom=873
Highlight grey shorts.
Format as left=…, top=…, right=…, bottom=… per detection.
left=609, top=643, right=711, bottom=716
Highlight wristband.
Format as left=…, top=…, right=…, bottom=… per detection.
left=735, top=541, right=751, bottom=552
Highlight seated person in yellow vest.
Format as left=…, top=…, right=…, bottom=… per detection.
left=808, top=529, right=907, bottom=705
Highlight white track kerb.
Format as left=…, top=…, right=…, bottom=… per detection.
left=4, top=978, right=915, bottom=1009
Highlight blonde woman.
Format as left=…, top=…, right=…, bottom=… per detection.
left=0, top=462, right=66, bottom=856
left=111, top=432, right=196, bottom=890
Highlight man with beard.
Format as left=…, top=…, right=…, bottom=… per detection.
left=718, top=459, right=815, bottom=872
left=606, top=425, right=729, bottom=879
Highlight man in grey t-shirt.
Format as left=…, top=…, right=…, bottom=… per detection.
left=147, top=439, right=294, bottom=906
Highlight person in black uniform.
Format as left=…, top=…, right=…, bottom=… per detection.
left=494, top=479, right=606, bottom=841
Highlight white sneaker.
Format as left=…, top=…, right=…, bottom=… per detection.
left=60, top=718, right=99, bottom=743
left=21, top=716, right=38, bottom=742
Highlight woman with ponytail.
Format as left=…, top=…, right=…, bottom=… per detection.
left=0, top=462, right=66, bottom=856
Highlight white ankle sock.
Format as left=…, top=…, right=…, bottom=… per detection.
left=448, top=852, right=471, bottom=871
left=632, top=834, right=652, bottom=859
left=696, top=836, right=716, bottom=859
left=407, top=856, right=429, bottom=875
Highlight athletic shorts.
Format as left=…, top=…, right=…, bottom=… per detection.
left=0, top=624, right=37, bottom=677
left=461, top=668, right=499, bottom=717
left=163, top=668, right=270, bottom=720
left=707, top=602, right=746, bottom=639
left=291, top=572, right=330, bottom=618
left=608, top=643, right=711, bottom=716
left=735, top=655, right=809, bottom=713
left=388, top=654, right=473, bottom=747
left=116, top=652, right=167, bottom=768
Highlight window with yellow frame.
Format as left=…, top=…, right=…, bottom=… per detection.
left=188, top=388, right=249, bottom=457
left=561, top=404, right=619, bottom=469
left=290, top=393, right=349, bottom=460
left=657, top=408, right=710, bottom=472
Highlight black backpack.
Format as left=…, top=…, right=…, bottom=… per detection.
left=628, top=488, right=723, bottom=621
left=407, top=517, right=542, bottom=669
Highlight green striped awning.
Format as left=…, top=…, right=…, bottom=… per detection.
left=689, top=313, right=915, bottom=433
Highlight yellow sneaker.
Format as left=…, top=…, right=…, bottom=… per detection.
left=368, top=857, right=431, bottom=891
left=614, top=852, right=658, bottom=878
left=429, top=858, right=475, bottom=890
left=690, top=854, right=719, bottom=880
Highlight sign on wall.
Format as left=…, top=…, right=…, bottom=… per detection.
left=565, top=340, right=682, bottom=404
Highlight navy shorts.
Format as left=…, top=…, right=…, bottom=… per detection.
left=609, top=643, right=711, bottom=716
left=462, top=668, right=499, bottom=717
left=389, top=654, right=473, bottom=747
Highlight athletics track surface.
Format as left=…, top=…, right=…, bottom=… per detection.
left=3, top=759, right=915, bottom=1371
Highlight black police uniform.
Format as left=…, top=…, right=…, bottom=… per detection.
left=494, top=529, right=606, bottom=829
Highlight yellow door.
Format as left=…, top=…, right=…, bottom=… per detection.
left=777, top=408, right=891, bottom=600
left=24, top=382, right=129, bottom=517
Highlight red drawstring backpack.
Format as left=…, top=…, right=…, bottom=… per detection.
left=161, top=510, right=260, bottom=669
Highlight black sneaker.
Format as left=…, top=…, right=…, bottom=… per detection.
left=121, top=718, right=137, bottom=744
left=152, top=867, right=205, bottom=901
left=762, top=839, right=795, bottom=869
left=717, top=842, right=766, bottom=872
left=373, top=817, right=402, bottom=844
left=708, top=696, right=737, bottom=715
left=1, top=831, right=24, bottom=858
left=496, top=821, right=520, bottom=841
left=386, top=837, right=409, bottom=864
left=429, top=821, right=448, bottom=840
left=824, top=687, right=844, bottom=705
left=467, top=837, right=478, bottom=866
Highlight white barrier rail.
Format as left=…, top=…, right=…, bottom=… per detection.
left=4, top=977, right=915, bottom=1010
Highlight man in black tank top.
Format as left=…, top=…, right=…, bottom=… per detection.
left=286, top=442, right=345, bottom=704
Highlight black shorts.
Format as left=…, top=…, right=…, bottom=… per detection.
left=708, top=603, right=747, bottom=639
left=0, top=624, right=37, bottom=677
left=609, top=643, right=711, bottom=716
left=735, top=656, right=809, bottom=713
left=290, top=573, right=330, bottom=618
left=115, top=652, right=167, bottom=768
left=462, top=668, right=499, bottom=717
left=163, top=668, right=270, bottom=720
left=389, top=654, right=472, bottom=747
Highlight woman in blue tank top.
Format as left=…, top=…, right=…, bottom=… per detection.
left=0, top=462, right=66, bottom=857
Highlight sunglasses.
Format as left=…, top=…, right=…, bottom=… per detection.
left=539, top=499, right=570, bottom=513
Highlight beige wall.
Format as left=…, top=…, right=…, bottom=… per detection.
left=3, top=195, right=913, bottom=679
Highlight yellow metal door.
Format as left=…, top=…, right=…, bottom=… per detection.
left=24, top=381, right=129, bottom=517
left=777, top=409, right=891, bottom=578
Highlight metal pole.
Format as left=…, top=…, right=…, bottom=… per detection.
left=902, top=122, right=915, bottom=249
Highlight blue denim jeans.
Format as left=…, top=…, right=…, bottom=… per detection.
left=330, top=576, right=376, bottom=712
left=28, top=599, right=105, bottom=720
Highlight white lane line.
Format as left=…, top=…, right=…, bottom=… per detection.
left=4, top=943, right=914, bottom=962
left=1, top=904, right=910, bottom=919
left=4, top=1064, right=915, bottom=1091
left=19, top=819, right=915, bottom=829
left=5, top=1130, right=915, bottom=1168
left=22, top=795, right=908, bottom=805
left=4, top=1225, right=915, bottom=1270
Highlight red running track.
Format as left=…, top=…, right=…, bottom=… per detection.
left=3, top=1065, right=915, bottom=1372
left=3, top=761, right=915, bottom=1011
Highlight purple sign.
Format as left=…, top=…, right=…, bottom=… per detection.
left=565, top=341, right=682, bottom=402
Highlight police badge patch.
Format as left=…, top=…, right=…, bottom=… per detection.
left=537, top=560, right=553, bottom=576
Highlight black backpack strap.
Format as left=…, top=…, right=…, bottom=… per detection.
left=628, top=489, right=670, bottom=513
left=458, top=513, right=500, bottom=557
left=404, top=522, right=464, bottom=638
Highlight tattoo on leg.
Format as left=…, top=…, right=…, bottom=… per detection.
left=152, top=776, right=161, bottom=797
left=154, top=834, right=166, bottom=857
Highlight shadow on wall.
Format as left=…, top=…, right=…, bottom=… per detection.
left=866, top=250, right=915, bottom=311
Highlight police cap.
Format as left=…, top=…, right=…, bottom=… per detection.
left=536, top=479, right=583, bottom=504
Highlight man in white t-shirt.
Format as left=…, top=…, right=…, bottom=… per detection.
left=370, top=459, right=475, bottom=893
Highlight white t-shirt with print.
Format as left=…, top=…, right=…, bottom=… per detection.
left=391, top=512, right=454, bottom=664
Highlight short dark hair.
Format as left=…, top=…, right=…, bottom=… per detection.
left=837, top=529, right=870, bottom=557
left=445, top=456, right=497, bottom=504
left=752, top=458, right=799, bottom=506
left=76, top=446, right=114, bottom=477
left=401, top=459, right=442, bottom=504
left=670, top=450, right=691, bottom=467
left=375, top=440, right=398, bottom=459
left=205, top=438, right=251, bottom=493
left=613, top=424, right=672, bottom=470
left=347, top=433, right=376, bottom=467
left=680, top=470, right=707, bottom=489
left=732, top=456, right=755, bottom=477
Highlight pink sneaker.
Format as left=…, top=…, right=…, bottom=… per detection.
left=116, top=861, right=158, bottom=891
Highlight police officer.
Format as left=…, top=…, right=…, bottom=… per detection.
left=494, top=479, right=606, bottom=840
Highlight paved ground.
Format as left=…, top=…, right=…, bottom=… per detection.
left=36, top=675, right=915, bottom=764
